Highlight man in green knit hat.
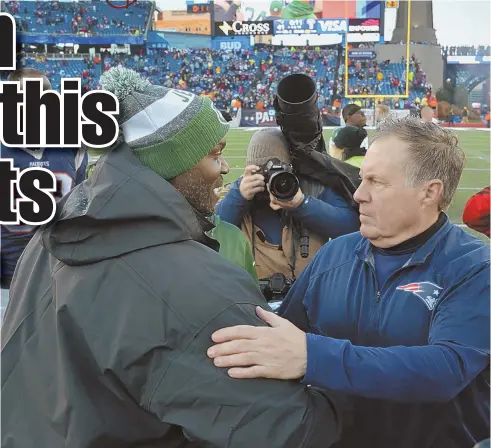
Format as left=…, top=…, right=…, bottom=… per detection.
left=87, top=68, right=257, bottom=282
left=1, top=67, right=341, bottom=447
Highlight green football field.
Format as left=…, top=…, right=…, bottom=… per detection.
left=89, top=128, right=490, bottom=241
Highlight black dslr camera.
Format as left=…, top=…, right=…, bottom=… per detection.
left=260, top=158, right=300, bottom=202
left=259, top=273, right=294, bottom=305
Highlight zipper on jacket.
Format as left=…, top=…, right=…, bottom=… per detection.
left=366, top=259, right=381, bottom=304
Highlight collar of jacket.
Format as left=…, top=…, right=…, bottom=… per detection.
left=354, top=213, right=452, bottom=268
left=41, top=139, right=220, bottom=265
left=194, top=210, right=220, bottom=252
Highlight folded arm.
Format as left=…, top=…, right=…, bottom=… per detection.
left=303, top=266, right=490, bottom=402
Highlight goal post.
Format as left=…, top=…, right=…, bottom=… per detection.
left=343, top=0, right=413, bottom=100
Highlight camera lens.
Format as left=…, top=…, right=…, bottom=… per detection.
left=269, top=172, right=299, bottom=201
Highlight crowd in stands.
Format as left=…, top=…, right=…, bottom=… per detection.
left=102, top=48, right=264, bottom=110
left=0, top=50, right=101, bottom=93
left=9, top=37, right=491, bottom=123
left=444, top=45, right=490, bottom=57
left=241, top=48, right=340, bottom=112
left=345, top=53, right=430, bottom=104
left=3, top=44, right=436, bottom=116
left=3, top=0, right=152, bottom=36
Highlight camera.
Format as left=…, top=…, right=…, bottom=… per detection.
left=259, top=273, right=294, bottom=304
left=274, top=73, right=362, bottom=210
left=261, top=158, right=300, bottom=202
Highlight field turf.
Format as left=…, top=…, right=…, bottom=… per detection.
left=89, top=128, right=490, bottom=242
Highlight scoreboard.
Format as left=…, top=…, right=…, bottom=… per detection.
left=187, top=3, right=211, bottom=14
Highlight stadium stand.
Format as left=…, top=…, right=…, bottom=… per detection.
left=4, top=1, right=487, bottom=120
left=1, top=45, right=434, bottom=114
left=9, top=53, right=102, bottom=92
left=4, top=0, right=152, bottom=36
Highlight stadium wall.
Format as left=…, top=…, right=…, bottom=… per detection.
left=162, top=33, right=212, bottom=49
left=374, top=43, right=444, bottom=91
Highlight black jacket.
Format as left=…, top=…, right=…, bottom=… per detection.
left=1, top=142, right=341, bottom=448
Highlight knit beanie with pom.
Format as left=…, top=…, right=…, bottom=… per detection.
left=99, top=66, right=230, bottom=180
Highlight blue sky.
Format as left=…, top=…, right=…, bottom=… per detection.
left=160, top=0, right=490, bottom=47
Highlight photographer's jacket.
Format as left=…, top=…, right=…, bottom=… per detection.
left=216, top=178, right=360, bottom=279
left=1, top=143, right=341, bottom=448
left=279, top=218, right=490, bottom=448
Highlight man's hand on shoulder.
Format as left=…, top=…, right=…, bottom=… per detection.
left=207, top=306, right=307, bottom=380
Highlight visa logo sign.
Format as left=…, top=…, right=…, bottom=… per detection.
left=317, top=19, right=347, bottom=33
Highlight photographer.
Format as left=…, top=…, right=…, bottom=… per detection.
left=328, top=126, right=367, bottom=168
left=216, top=128, right=360, bottom=284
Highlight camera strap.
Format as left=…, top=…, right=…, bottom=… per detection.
left=250, top=208, right=296, bottom=282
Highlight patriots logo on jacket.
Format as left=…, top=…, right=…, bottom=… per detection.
left=396, top=282, right=443, bottom=310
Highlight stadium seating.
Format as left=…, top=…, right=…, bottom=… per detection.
left=2, top=47, right=431, bottom=113
left=4, top=0, right=152, bottom=36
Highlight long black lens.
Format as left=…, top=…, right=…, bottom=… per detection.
left=276, top=74, right=317, bottom=114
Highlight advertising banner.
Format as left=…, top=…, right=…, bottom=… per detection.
left=211, top=35, right=252, bottom=50
left=214, top=20, right=273, bottom=36
left=347, top=18, right=380, bottom=43
left=212, top=0, right=381, bottom=22
left=348, top=50, right=376, bottom=60
left=241, top=108, right=343, bottom=127
left=241, top=109, right=277, bottom=127
left=273, top=18, right=347, bottom=35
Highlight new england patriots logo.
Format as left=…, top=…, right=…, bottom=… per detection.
left=396, top=282, right=443, bottom=311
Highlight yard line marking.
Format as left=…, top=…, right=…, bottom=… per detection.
left=457, top=187, right=485, bottom=190
left=464, top=168, right=490, bottom=171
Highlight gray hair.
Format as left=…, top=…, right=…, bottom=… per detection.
left=372, top=116, right=465, bottom=211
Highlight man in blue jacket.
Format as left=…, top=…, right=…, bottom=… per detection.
left=216, top=128, right=359, bottom=282
left=208, top=117, right=490, bottom=448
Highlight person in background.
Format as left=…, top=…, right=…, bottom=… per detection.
left=1, top=67, right=342, bottom=448
left=207, top=117, right=490, bottom=448
left=462, top=185, right=490, bottom=237
left=1, top=68, right=88, bottom=320
left=462, top=106, right=469, bottom=124
left=374, top=103, right=390, bottom=125
left=217, top=128, right=360, bottom=282
left=329, top=126, right=367, bottom=168
left=420, top=105, right=439, bottom=124
left=330, top=104, right=368, bottom=152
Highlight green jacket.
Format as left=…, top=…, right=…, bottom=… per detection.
left=207, top=214, right=259, bottom=284
left=345, top=156, right=364, bottom=168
